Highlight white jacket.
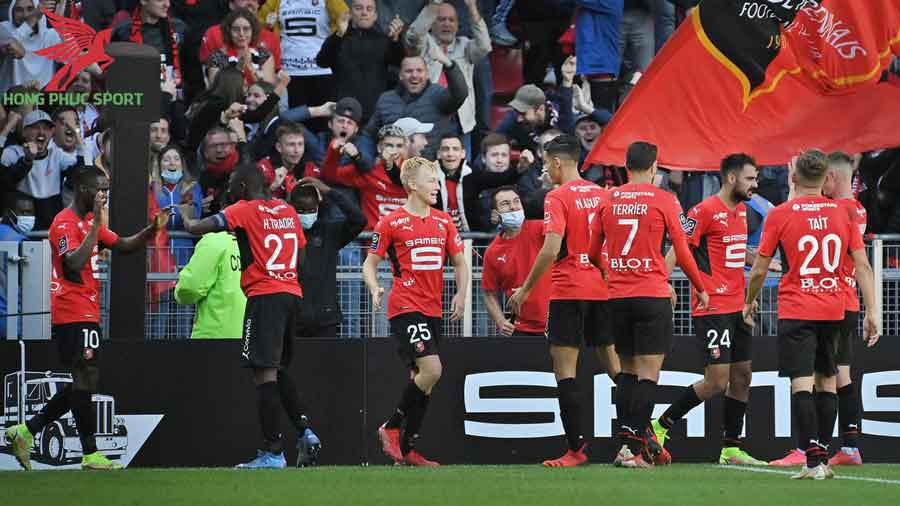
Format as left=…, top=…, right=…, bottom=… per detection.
left=406, top=7, right=491, bottom=135
left=1, top=0, right=61, bottom=89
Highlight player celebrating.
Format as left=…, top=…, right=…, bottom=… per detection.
left=181, top=164, right=322, bottom=469
left=482, top=186, right=551, bottom=337
left=508, top=135, right=620, bottom=467
left=651, top=154, right=766, bottom=466
left=745, top=150, right=878, bottom=480
left=589, top=141, right=709, bottom=468
left=364, top=157, right=469, bottom=467
left=5, top=165, right=168, bottom=471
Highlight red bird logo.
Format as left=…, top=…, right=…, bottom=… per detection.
left=35, top=9, right=114, bottom=92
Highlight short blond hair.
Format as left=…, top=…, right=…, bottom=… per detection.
left=400, top=157, right=437, bottom=191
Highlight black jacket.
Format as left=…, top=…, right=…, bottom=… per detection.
left=297, top=189, right=366, bottom=329
left=316, top=25, right=405, bottom=123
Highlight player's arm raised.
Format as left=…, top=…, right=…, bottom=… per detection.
left=179, top=204, right=228, bottom=236
left=449, top=251, right=469, bottom=322
left=112, top=207, right=170, bottom=253
left=63, top=191, right=105, bottom=273
left=508, top=232, right=560, bottom=315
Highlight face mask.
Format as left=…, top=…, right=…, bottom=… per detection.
left=300, top=212, right=318, bottom=230
left=500, top=210, right=525, bottom=230
left=161, top=169, right=183, bottom=184
left=15, top=215, right=35, bottom=234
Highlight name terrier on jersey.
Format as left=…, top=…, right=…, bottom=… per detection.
left=263, top=217, right=297, bottom=230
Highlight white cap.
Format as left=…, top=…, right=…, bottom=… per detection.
left=393, top=117, right=434, bottom=137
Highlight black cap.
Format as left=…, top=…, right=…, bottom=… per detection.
left=334, top=97, right=362, bottom=124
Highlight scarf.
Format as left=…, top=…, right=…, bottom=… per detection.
left=130, top=8, right=181, bottom=86
left=205, top=149, right=239, bottom=176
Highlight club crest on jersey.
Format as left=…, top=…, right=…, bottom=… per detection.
left=681, top=214, right=697, bottom=235
left=370, top=233, right=380, bottom=251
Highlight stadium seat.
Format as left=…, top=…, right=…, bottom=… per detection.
left=491, top=48, right=524, bottom=100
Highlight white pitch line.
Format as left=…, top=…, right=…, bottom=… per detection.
left=715, top=464, right=900, bottom=485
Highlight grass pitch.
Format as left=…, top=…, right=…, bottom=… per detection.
left=3, top=464, right=899, bottom=505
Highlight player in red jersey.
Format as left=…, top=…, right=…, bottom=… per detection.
left=651, top=154, right=766, bottom=465
left=181, top=164, right=321, bottom=469
left=507, top=135, right=621, bottom=468
left=745, top=150, right=878, bottom=480
left=589, top=141, right=710, bottom=469
left=322, top=124, right=408, bottom=230
left=823, top=151, right=871, bottom=466
left=4, top=166, right=169, bottom=471
left=363, top=157, right=469, bottom=467
left=482, top=186, right=551, bottom=337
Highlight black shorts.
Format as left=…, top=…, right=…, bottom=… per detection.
left=694, top=312, right=752, bottom=365
left=390, top=312, right=442, bottom=369
left=777, top=319, right=841, bottom=379
left=545, top=300, right=613, bottom=348
left=837, top=311, right=858, bottom=366
left=52, top=322, right=102, bottom=368
left=241, top=293, right=302, bottom=369
left=609, top=297, right=673, bottom=357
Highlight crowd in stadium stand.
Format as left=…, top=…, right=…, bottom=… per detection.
left=1, top=0, right=899, bottom=279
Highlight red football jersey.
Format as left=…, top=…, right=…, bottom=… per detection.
left=543, top=180, right=608, bottom=301
left=482, top=220, right=552, bottom=334
left=592, top=183, right=705, bottom=299
left=684, top=196, right=748, bottom=315
left=321, top=146, right=407, bottom=231
left=222, top=199, right=306, bottom=298
left=836, top=197, right=868, bottom=312
left=49, top=208, right=119, bottom=325
left=371, top=207, right=464, bottom=319
left=758, top=196, right=865, bottom=321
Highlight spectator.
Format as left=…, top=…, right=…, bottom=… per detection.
left=2, top=0, right=62, bottom=89
left=515, top=0, right=571, bottom=86
left=289, top=177, right=366, bottom=338
left=278, top=0, right=347, bottom=112
left=112, top=0, right=186, bottom=93
left=199, top=0, right=281, bottom=78
left=0, top=110, right=77, bottom=229
left=174, top=230, right=246, bottom=339
left=315, top=0, right=405, bottom=124
left=394, top=117, right=433, bottom=159
left=149, top=117, right=171, bottom=174
left=517, top=127, right=561, bottom=205
left=0, top=101, right=24, bottom=149
left=186, top=66, right=288, bottom=154
left=0, top=36, right=25, bottom=93
left=461, top=132, right=533, bottom=232
left=364, top=55, right=468, bottom=159
left=405, top=0, right=491, bottom=158
left=573, top=114, right=602, bottom=166
left=321, top=123, right=407, bottom=230
left=488, top=0, right=516, bottom=46
left=574, top=0, right=622, bottom=112
left=434, top=133, right=473, bottom=231
left=198, top=127, right=240, bottom=214
left=243, top=79, right=329, bottom=165
left=619, top=0, right=654, bottom=98
left=65, top=71, right=101, bottom=137
left=496, top=56, right=576, bottom=153
left=151, top=144, right=202, bottom=268
left=50, top=106, right=89, bottom=162
left=205, top=8, right=275, bottom=86
left=271, top=121, right=323, bottom=194
left=0, top=192, right=33, bottom=338
left=482, top=185, right=552, bottom=336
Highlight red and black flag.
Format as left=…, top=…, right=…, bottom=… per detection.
left=585, top=0, right=900, bottom=171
